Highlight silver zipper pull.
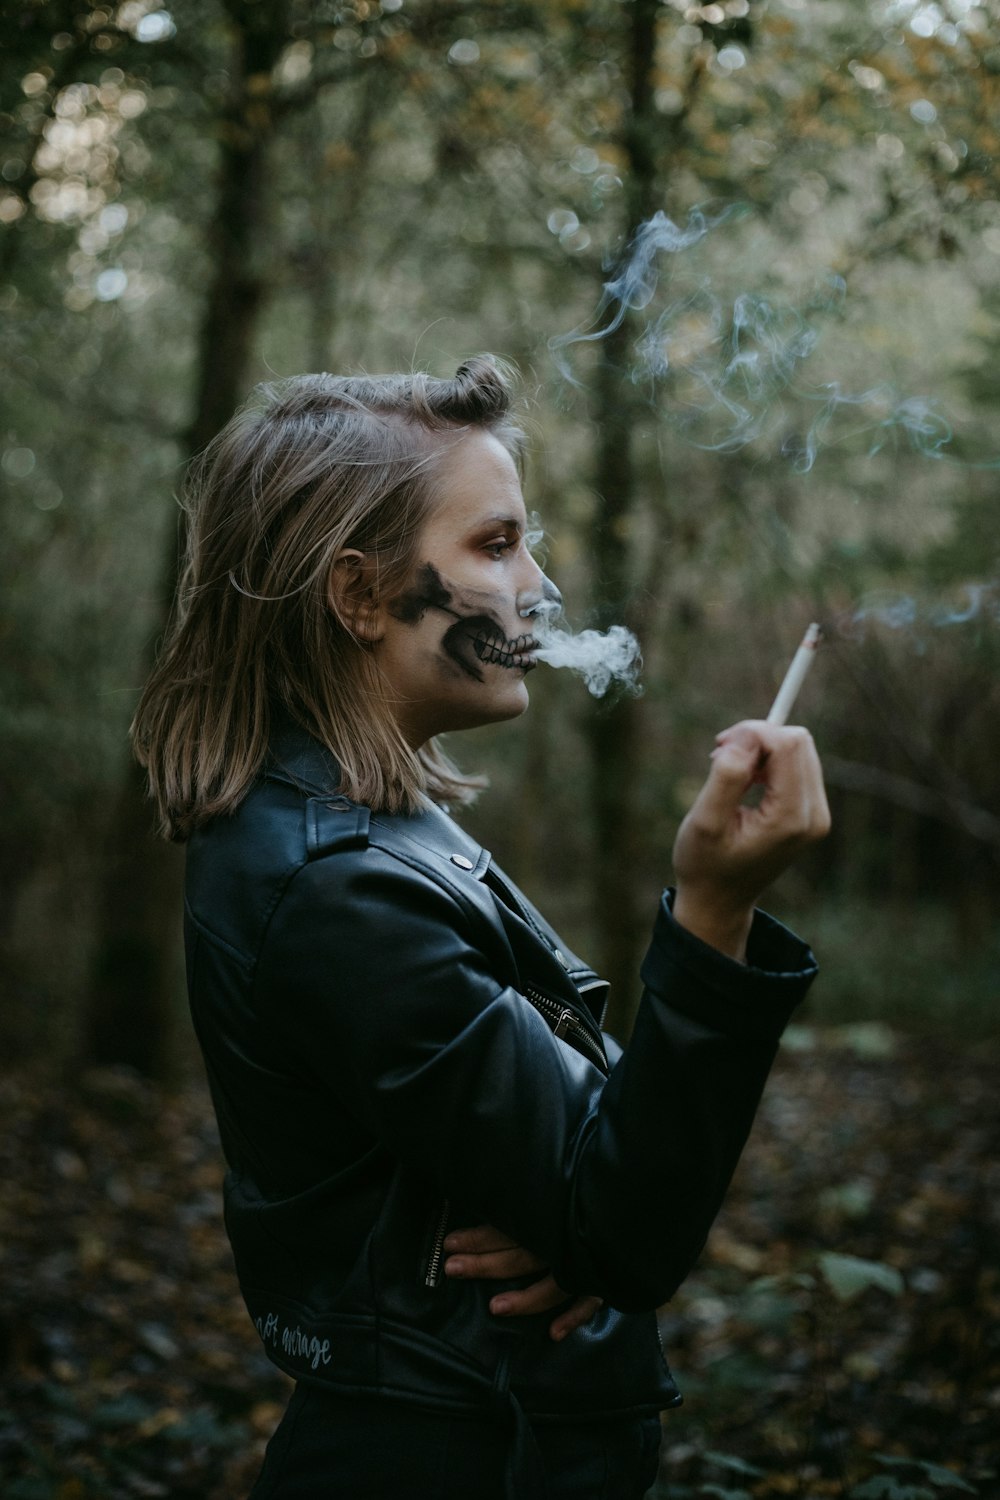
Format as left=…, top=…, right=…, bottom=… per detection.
left=554, top=1010, right=574, bottom=1039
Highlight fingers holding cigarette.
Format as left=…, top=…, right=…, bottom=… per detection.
left=673, top=720, right=831, bottom=940
left=671, top=624, right=830, bottom=956
left=693, top=623, right=828, bottom=835
left=708, top=720, right=831, bottom=840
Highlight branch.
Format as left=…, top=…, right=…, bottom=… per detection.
left=822, top=753, right=1000, bottom=850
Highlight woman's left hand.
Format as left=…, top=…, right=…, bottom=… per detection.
left=442, top=1224, right=603, bottom=1342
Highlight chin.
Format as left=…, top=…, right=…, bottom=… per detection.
left=448, top=682, right=531, bottom=734
left=490, top=676, right=532, bottom=721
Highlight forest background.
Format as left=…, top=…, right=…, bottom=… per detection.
left=2, top=1, right=998, bottom=1497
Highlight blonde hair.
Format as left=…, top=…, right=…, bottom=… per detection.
left=132, top=356, right=526, bottom=840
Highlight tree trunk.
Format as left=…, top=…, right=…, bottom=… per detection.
left=81, top=2, right=291, bottom=1077
left=587, top=0, right=661, bottom=1039
left=302, top=64, right=382, bottom=371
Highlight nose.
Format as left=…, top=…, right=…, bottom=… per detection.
left=517, top=570, right=562, bottom=619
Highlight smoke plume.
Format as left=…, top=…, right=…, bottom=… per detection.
left=551, top=206, right=959, bottom=473
left=530, top=601, right=642, bottom=697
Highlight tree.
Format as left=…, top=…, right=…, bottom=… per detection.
left=582, top=0, right=667, bottom=1035
left=4, top=0, right=1000, bottom=1073
left=82, top=1, right=299, bottom=1075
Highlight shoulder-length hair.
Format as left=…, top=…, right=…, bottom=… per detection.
left=132, top=355, right=526, bottom=840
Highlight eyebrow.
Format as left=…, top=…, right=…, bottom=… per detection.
left=475, top=515, right=524, bottom=531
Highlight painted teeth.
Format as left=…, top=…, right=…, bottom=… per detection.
left=473, top=631, right=535, bottom=667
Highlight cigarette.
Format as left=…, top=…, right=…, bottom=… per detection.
left=766, top=623, right=822, bottom=725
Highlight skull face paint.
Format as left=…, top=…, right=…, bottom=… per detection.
left=367, top=431, right=557, bottom=745
left=389, top=563, right=543, bottom=683
left=466, top=623, right=539, bottom=672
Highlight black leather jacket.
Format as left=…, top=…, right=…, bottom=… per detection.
left=185, top=724, right=817, bottom=1444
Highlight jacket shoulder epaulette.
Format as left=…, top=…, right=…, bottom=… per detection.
left=304, top=794, right=371, bottom=860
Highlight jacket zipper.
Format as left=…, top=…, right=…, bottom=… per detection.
left=424, top=1198, right=451, bottom=1288
left=483, top=867, right=611, bottom=1036
left=575, top=976, right=609, bottom=1028
left=524, top=986, right=608, bottom=1074
left=424, top=993, right=605, bottom=1290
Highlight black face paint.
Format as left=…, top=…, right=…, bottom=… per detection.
left=441, top=614, right=538, bottom=679
left=388, top=563, right=455, bottom=625
left=465, top=621, right=538, bottom=669
left=387, top=562, right=538, bottom=682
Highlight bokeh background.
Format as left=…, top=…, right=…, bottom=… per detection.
left=2, top=2, right=998, bottom=1497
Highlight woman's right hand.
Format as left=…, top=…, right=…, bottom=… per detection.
left=442, top=1224, right=603, bottom=1342
left=672, top=720, right=830, bottom=961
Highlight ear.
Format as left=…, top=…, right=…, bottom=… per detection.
left=327, top=549, right=383, bottom=642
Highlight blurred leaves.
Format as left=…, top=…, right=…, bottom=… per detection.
left=0, top=1067, right=288, bottom=1498
left=657, top=1029, right=997, bottom=1496
left=818, top=1253, right=905, bottom=1305
left=848, top=1452, right=980, bottom=1499
left=0, top=0, right=998, bottom=1078
left=2, top=1031, right=996, bottom=1495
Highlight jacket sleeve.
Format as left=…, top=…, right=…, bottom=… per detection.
left=254, top=851, right=816, bottom=1312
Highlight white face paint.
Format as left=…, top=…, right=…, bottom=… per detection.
left=372, top=431, right=559, bottom=747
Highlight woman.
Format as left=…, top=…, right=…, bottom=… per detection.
left=133, top=356, right=829, bottom=1499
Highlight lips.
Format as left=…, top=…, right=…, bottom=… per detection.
left=470, top=629, right=538, bottom=671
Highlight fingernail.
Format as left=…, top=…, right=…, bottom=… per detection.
left=552, top=1327, right=568, bottom=1342
left=444, top=1258, right=464, bottom=1276
left=442, top=1235, right=460, bottom=1251
left=490, top=1297, right=511, bottom=1314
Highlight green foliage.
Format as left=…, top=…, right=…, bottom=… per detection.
left=703, top=1451, right=765, bottom=1478
left=818, top=1251, right=905, bottom=1304
left=774, top=896, right=1000, bottom=1041
left=658, top=1025, right=996, bottom=1494
left=849, top=1452, right=980, bottom=1497
left=2, top=0, right=1000, bottom=1059
left=851, top=1483, right=936, bottom=1499
left=694, top=1448, right=764, bottom=1500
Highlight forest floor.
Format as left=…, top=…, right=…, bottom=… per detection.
left=1, top=1025, right=997, bottom=1500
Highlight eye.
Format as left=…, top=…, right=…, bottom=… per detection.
left=483, top=537, right=514, bottom=559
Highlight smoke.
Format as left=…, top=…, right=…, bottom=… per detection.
left=550, top=206, right=959, bottom=473
left=842, top=582, right=1000, bottom=640
left=530, top=602, right=642, bottom=697
left=544, top=207, right=998, bottom=667
left=783, top=384, right=953, bottom=474
left=550, top=207, right=734, bottom=379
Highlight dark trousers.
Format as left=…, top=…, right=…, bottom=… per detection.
left=248, top=1385, right=663, bottom=1500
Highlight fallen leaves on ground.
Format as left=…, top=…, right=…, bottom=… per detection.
left=658, top=1025, right=999, bottom=1498
left=0, top=1027, right=996, bottom=1498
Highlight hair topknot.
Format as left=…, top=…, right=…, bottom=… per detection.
left=395, top=354, right=513, bottom=430
left=430, top=355, right=514, bottom=423
left=262, top=355, right=518, bottom=439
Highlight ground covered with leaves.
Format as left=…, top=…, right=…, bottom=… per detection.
left=1, top=1026, right=996, bottom=1500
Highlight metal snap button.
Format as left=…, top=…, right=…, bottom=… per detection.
left=553, top=948, right=569, bottom=969
left=450, top=854, right=475, bottom=870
